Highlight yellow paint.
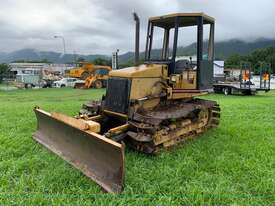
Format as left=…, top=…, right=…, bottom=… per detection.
left=103, top=110, right=128, bottom=119
left=130, top=78, right=162, bottom=99
left=149, top=12, right=215, bottom=23
left=171, top=92, right=207, bottom=99
left=108, top=124, right=129, bottom=134
left=140, top=98, right=161, bottom=110
left=170, top=70, right=197, bottom=90
left=67, top=62, right=111, bottom=80
left=109, top=64, right=168, bottom=78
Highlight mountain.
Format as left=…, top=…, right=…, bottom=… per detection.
left=1, top=38, right=275, bottom=64
left=0, top=49, right=109, bottom=64
left=213, top=38, right=275, bottom=59
left=118, top=38, right=275, bottom=63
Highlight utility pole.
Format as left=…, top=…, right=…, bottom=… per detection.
left=54, top=35, right=67, bottom=74
left=54, top=35, right=66, bottom=55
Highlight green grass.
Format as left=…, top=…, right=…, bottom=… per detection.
left=0, top=88, right=274, bottom=206
left=0, top=83, right=18, bottom=91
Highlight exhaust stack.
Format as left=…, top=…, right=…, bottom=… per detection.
left=133, top=12, right=140, bottom=65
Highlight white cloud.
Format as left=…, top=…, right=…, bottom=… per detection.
left=0, top=0, right=274, bottom=54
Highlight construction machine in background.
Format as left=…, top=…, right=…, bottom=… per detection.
left=74, top=67, right=112, bottom=89
left=33, top=13, right=220, bottom=193
left=213, top=62, right=271, bottom=95
left=67, top=62, right=111, bottom=80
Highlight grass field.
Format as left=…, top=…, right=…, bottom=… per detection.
left=0, top=88, right=274, bottom=205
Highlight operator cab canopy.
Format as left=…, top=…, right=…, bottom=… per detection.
left=145, top=12, right=215, bottom=63
left=145, top=12, right=215, bottom=90
left=149, top=12, right=215, bottom=28
left=110, top=12, right=215, bottom=90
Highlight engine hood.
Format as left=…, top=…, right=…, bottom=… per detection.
left=109, top=64, right=168, bottom=78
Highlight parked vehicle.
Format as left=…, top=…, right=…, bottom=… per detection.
left=74, top=67, right=111, bottom=89
left=67, top=62, right=111, bottom=80
left=52, top=78, right=78, bottom=88
left=41, top=79, right=55, bottom=88
left=16, top=70, right=42, bottom=88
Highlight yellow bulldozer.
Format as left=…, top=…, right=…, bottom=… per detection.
left=67, top=62, right=112, bottom=80
left=33, top=13, right=220, bottom=193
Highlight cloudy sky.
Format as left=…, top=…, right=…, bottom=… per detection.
left=0, top=0, right=274, bottom=55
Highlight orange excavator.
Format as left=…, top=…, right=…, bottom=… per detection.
left=73, top=66, right=112, bottom=89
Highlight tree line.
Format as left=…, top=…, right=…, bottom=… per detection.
left=0, top=63, right=11, bottom=83
left=225, top=46, right=275, bottom=74
left=1, top=45, right=275, bottom=83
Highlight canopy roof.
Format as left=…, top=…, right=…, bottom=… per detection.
left=149, top=13, right=215, bottom=28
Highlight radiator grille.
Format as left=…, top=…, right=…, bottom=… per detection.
left=104, top=78, right=131, bottom=114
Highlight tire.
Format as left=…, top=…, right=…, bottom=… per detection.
left=102, top=80, right=107, bottom=88
left=223, top=87, right=231, bottom=95
left=25, top=83, right=32, bottom=89
left=80, top=71, right=90, bottom=80
left=61, top=84, right=65, bottom=88
left=93, top=80, right=103, bottom=89
left=242, top=90, right=253, bottom=95
left=213, top=87, right=219, bottom=93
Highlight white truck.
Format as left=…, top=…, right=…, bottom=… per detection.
left=16, top=70, right=45, bottom=88
left=52, top=78, right=78, bottom=88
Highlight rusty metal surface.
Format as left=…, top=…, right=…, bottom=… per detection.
left=79, top=101, right=102, bottom=116
left=74, top=82, right=85, bottom=89
left=127, top=131, right=152, bottom=142
left=145, top=103, right=198, bottom=120
left=191, top=98, right=217, bottom=107
left=33, top=108, right=125, bottom=193
left=133, top=99, right=217, bottom=125
left=128, top=99, right=221, bottom=154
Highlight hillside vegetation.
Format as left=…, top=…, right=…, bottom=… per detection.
left=225, top=46, right=275, bottom=73
left=1, top=38, right=275, bottom=64
left=118, top=38, right=275, bottom=65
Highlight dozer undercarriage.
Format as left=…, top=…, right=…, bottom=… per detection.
left=126, top=99, right=220, bottom=154
left=79, top=98, right=220, bottom=154
left=33, top=12, right=220, bottom=193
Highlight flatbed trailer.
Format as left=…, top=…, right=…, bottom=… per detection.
left=213, top=62, right=271, bottom=95
left=213, top=82, right=257, bottom=95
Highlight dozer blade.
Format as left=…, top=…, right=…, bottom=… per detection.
left=33, top=108, right=125, bottom=193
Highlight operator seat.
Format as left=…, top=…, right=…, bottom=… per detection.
left=175, top=59, right=196, bottom=74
